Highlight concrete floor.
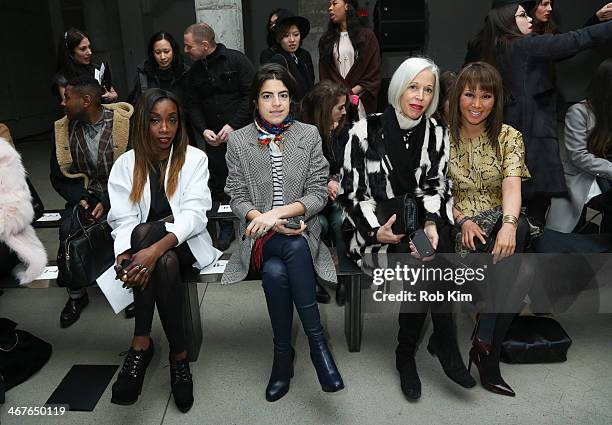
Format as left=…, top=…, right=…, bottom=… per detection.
left=1, top=137, right=611, bottom=425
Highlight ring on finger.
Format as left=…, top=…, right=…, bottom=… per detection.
left=142, top=267, right=149, bottom=273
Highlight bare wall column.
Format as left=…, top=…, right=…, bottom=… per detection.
left=194, top=0, right=244, bottom=52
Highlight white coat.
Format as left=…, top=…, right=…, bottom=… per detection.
left=107, top=145, right=221, bottom=269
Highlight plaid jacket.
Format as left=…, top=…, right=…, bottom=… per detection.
left=221, top=121, right=337, bottom=285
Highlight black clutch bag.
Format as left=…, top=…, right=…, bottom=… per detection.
left=375, top=194, right=419, bottom=235
left=501, top=315, right=572, bottom=364
left=57, top=205, right=115, bottom=287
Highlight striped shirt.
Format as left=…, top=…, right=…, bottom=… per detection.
left=269, top=142, right=284, bottom=208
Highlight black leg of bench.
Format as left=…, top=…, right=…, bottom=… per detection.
left=183, top=281, right=202, bottom=362
left=344, top=273, right=362, bottom=352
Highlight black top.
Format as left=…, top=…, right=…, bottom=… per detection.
left=147, top=164, right=172, bottom=222
left=260, top=47, right=315, bottom=101
left=126, top=61, right=190, bottom=106
left=322, top=123, right=350, bottom=178
left=381, top=106, right=423, bottom=197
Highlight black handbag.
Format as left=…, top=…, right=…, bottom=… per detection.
left=57, top=205, right=115, bottom=287
left=375, top=194, right=420, bottom=235
left=0, top=318, right=52, bottom=394
left=501, top=315, right=572, bottom=364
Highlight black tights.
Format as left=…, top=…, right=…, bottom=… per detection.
left=130, top=222, right=196, bottom=354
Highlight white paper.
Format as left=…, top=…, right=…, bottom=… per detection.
left=94, top=68, right=102, bottom=84
left=218, top=204, right=232, bottom=213
left=35, top=266, right=58, bottom=280
left=97, top=265, right=134, bottom=314
left=200, top=260, right=228, bottom=275
left=37, top=213, right=62, bottom=222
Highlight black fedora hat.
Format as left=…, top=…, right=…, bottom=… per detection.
left=270, top=9, right=310, bottom=40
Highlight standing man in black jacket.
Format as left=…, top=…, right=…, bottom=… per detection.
left=183, top=23, right=255, bottom=250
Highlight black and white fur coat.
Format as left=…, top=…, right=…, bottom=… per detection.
left=0, top=139, right=46, bottom=284
left=338, top=112, right=453, bottom=263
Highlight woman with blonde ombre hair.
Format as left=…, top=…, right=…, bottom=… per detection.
left=107, top=88, right=221, bottom=411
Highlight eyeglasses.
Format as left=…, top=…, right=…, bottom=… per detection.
left=515, top=11, right=529, bottom=19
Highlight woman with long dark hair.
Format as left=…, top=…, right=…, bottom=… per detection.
left=301, top=80, right=350, bottom=304
left=339, top=57, right=475, bottom=400
left=54, top=27, right=118, bottom=103
left=107, top=89, right=221, bottom=411
left=126, top=32, right=189, bottom=106
left=318, top=0, right=381, bottom=119
left=479, top=0, right=612, bottom=225
left=547, top=58, right=612, bottom=233
left=223, top=64, right=344, bottom=402
left=448, top=62, right=532, bottom=397
left=531, top=0, right=612, bottom=34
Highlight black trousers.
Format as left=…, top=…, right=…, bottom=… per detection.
left=130, top=221, right=196, bottom=354
left=395, top=223, right=458, bottom=360
left=204, top=143, right=230, bottom=203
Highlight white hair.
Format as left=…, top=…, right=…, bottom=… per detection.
left=387, top=57, right=440, bottom=119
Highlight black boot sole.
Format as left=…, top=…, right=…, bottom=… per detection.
left=427, top=342, right=476, bottom=388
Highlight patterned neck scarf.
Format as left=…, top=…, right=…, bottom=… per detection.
left=255, top=114, right=294, bottom=146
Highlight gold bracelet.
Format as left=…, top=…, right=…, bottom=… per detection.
left=502, top=214, right=518, bottom=227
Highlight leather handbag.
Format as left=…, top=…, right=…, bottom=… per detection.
left=57, top=205, right=115, bottom=287
left=375, top=194, right=420, bottom=235
left=501, top=315, right=572, bottom=364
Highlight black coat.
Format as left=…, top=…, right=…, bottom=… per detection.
left=126, top=61, right=189, bottom=106
left=260, top=47, right=315, bottom=101
left=184, top=43, right=255, bottom=133
left=496, top=21, right=612, bottom=196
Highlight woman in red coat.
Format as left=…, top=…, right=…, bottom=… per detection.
left=318, top=0, right=381, bottom=119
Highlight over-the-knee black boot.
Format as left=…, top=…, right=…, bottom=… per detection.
left=297, top=304, right=344, bottom=392
left=427, top=313, right=476, bottom=388
left=262, top=258, right=295, bottom=402
left=396, top=313, right=426, bottom=400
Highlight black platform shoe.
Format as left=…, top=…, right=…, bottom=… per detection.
left=170, top=356, right=194, bottom=412
left=266, top=348, right=295, bottom=402
left=111, top=339, right=155, bottom=405
left=60, top=294, right=89, bottom=328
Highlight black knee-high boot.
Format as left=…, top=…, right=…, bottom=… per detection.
left=427, top=313, right=476, bottom=388
left=396, top=313, right=426, bottom=399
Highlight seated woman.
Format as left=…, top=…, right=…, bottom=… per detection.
left=547, top=58, right=612, bottom=234
left=222, top=63, right=344, bottom=402
left=107, top=89, right=221, bottom=412
left=0, top=135, right=46, bottom=286
left=301, top=81, right=350, bottom=304
left=447, top=62, right=531, bottom=397
left=338, top=57, right=475, bottom=400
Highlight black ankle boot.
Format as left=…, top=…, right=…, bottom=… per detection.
left=427, top=333, right=476, bottom=388
left=111, top=339, right=154, bottom=405
left=309, top=340, right=344, bottom=392
left=396, top=355, right=421, bottom=400
left=266, top=347, right=295, bottom=402
left=170, top=356, right=194, bottom=413
left=60, top=293, right=89, bottom=328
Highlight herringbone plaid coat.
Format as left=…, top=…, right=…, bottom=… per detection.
left=221, top=121, right=337, bottom=285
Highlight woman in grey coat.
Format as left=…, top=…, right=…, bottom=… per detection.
left=222, top=63, right=343, bottom=402
left=547, top=58, right=612, bottom=233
